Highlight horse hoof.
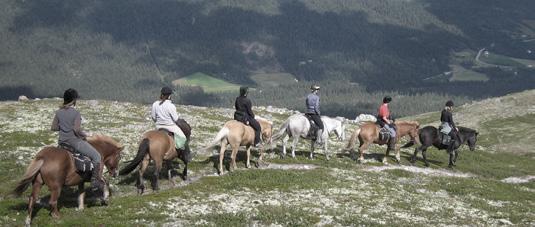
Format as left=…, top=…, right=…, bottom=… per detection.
left=51, top=212, right=60, bottom=219
left=424, top=163, right=430, bottom=167
left=101, top=198, right=109, bottom=206
left=25, top=216, right=32, bottom=227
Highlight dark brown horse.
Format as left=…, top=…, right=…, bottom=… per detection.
left=404, top=126, right=479, bottom=167
left=119, top=119, right=191, bottom=194
left=13, top=135, right=123, bottom=226
left=346, top=121, right=420, bottom=164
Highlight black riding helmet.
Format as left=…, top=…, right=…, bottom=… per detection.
left=161, top=86, right=173, bottom=95
left=239, top=86, right=249, bottom=96
left=63, top=88, right=79, bottom=105
left=445, top=100, right=454, bottom=107
left=383, top=96, right=392, bottom=103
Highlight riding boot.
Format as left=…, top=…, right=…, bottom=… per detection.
left=90, top=163, right=104, bottom=192
left=388, top=136, right=396, bottom=150
left=254, top=129, right=261, bottom=147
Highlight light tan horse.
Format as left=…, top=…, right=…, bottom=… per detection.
left=206, top=117, right=273, bottom=174
left=346, top=121, right=419, bottom=164
left=119, top=119, right=191, bottom=194
left=13, top=135, right=123, bottom=226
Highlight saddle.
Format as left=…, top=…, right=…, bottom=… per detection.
left=378, top=126, right=391, bottom=142
left=58, top=143, right=94, bottom=174
left=158, top=128, right=174, bottom=137
left=304, top=114, right=319, bottom=140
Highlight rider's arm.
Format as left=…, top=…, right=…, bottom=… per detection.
left=245, top=98, right=255, bottom=118
left=51, top=113, right=59, bottom=131
left=150, top=103, right=157, bottom=122
left=314, top=96, right=320, bottom=115
left=73, top=113, right=88, bottom=139
left=169, top=104, right=180, bottom=123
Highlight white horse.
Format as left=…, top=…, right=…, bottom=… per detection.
left=272, top=114, right=346, bottom=160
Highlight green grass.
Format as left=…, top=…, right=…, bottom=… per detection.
left=449, top=65, right=489, bottom=82
left=250, top=73, right=298, bottom=87
left=172, top=72, right=242, bottom=93
left=479, top=53, right=526, bottom=68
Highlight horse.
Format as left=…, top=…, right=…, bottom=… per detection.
left=403, top=126, right=479, bottom=167
left=119, top=119, right=192, bottom=195
left=205, top=117, right=273, bottom=175
left=346, top=121, right=420, bottom=164
left=271, top=114, right=346, bottom=160
left=12, top=135, right=123, bottom=226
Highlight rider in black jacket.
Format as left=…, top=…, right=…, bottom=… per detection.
left=235, top=87, right=261, bottom=146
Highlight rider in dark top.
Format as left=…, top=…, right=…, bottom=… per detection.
left=235, top=86, right=261, bottom=146
left=440, top=100, right=458, bottom=147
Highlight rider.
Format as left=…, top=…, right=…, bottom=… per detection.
left=151, top=86, right=187, bottom=150
left=440, top=100, right=458, bottom=147
left=377, top=96, right=396, bottom=147
left=51, top=88, right=104, bottom=192
left=305, top=85, right=324, bottom=144
left=234, top=86, right=261, bottom=147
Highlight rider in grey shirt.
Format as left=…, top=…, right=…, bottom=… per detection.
left=305, top=85, right=324, bottom=144
left=51, top=88, right=104, bottom=192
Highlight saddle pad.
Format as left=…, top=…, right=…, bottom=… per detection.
left=58, top=143, right=94, bottom=173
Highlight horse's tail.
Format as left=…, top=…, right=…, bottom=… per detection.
left=13, top=159, right=44, bottom=197
left=119, top=138, right=149, bottom=175
left=203, top=126, right=230, bottom=151
left=345, top=127, right=361, bottom=150
left=271, top=119, right=289, bottom=141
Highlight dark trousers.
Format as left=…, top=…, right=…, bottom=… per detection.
left=307, top=113, right=324, bottom=130
left=247, top=116, right=261, bottom=144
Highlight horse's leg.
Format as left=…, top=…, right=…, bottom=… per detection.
left=395, top=143, right=401, bottom=163
left=246, top=145, right=252, bottom=168
left=422, top=147, right=430, bottom=167
left=218, top=141, right=227, bottom=175
left=48, top=186, right=61, bottom=219
left=383, top=145, right=391, bottom=165
left=77, top=183, right=85, bottom=210
left=281, top=136, right=288, bottom=158
left=165, top=160, right=175, bottom=187
left=410, top=146, right=420, bottom=164
left=324, top=138, right=330, bottom=160
left=358, top=142, right=368, bottom=163
left=152, top=158, right=162, bottom=191
left=448, top=148, right=455, bottom=168
left=309, top=140, right=315, bottom=159
left=137, top=155, right=150, bottom=195
left=26, top=176, right=43, bottom=226
left=230, top=144, right=239, bottom=171
left=291, top=136, right=299, bottom=159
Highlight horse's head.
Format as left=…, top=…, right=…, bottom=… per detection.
left=257, top=117, right=274, bottom=144
left=395, top=121, right=420, bottom=139
left=323, top=116, right=346, bottom=141
left=460, top=127, right=479, bottom=151
left=87, top=135, right=124, bottom=177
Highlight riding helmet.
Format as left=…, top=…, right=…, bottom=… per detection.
left=63, top=88, right=79, bottom=105
left=161, top=86, right=173, bottom=95
left=239, top=86, right=249, bottom=96
left=383, top=96, right=392, bottom=103
left=311, top=85, right=320, bottom=90
left=445, top=100, right=454, bottom=107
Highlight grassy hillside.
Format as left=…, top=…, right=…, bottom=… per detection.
left=0, top=90, right=533, bottom=226
left=172, top=72, right=242, bottom=93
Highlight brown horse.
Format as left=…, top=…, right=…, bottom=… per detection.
left=119, top=119, right=191, bottom=195
left=346, top=121, right=420, bottom=164
left=12, top=135, right=123, bottom=226
left=206, top=117, right=273, bottom=175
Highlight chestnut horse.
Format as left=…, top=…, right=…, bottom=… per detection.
left=119, top=119, right=191, bottom=194
left=346, top=121, right=420, bottom=164
left=13, top=135, right=123, bottom=226
left=205, top=117, right=273, bottom=175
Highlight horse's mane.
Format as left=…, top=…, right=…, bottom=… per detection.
left=255, top=116, right=273, bottom=125
left=87, top=134, right=123, bottom=149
